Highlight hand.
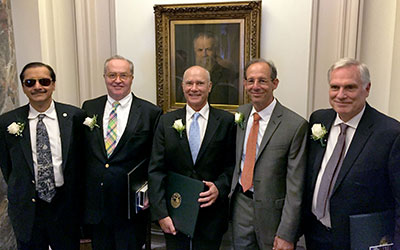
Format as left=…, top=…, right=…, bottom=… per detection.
left=273, top=236, right=294, bottom=250
left=198, top=181, right=219, bottom=208
left=158, top=216, right=176, bottom=235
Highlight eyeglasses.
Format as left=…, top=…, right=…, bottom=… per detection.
left=23, top=78, right=52, bottom=87
left=105, top=72, right=132, bottom=81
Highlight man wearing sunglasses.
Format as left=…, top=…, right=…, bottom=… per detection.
left=82, top=55, right=162, bottom=250
left=0, top=62, right=86, bottom=249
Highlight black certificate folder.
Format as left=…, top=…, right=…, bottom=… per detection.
left=127, top=159, right=149, bottom=219
left=350, top=210, right=395, bottom=250
left=166, top=171, right=205, bottom=238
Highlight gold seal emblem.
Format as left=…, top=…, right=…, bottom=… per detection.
left=171, top=192, right=181, bottom=208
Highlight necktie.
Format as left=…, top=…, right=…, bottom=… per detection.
left=105, top=101, right=120, bottom=158
left=315, top=123, right=349, bottom=219
left=189, top=113, right=201, bottom=163
left=36, top=114, right=56, bottom=203
left=241, top=113, right=261, bottom=192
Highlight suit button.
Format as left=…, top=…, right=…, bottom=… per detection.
left=32, top=198, right=36, bottom=202
left=105, top=164, right=109, bottom=168
left=100, top=182, right=103, bottom=186
left=32, top=180, right=35, bottom=184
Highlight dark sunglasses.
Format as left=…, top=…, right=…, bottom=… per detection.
left=23, top=78, right=52, bottom=87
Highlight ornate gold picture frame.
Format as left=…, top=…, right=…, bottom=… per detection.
left=154, top=1, right=261, bottom=112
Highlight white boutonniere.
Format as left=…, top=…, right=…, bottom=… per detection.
left=172, top=119, right=185, bottom=138
left=311, top=123, right=327, bottom=147
left=235, top=112, right=245, bottom=129
left=83, top=115, right=100, bottom=131
left=7, top=122, right=25, bottom=137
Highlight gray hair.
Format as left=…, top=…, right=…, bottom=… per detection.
left=244, top=58, right=277, bottom=81
left=327, top=58, right=370, bottom=87
left=104, top=55, right=134, bottom=75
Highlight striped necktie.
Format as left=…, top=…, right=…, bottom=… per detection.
left=105, top=101, right=120, bottom=157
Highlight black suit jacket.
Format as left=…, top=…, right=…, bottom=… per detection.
left=148, top=106, right=235, bottom=240
left=0, top=102, right=85, bottom=242
left=82, top=93, right=161, bottom=225
left=304, top=104, right=400, bottom=249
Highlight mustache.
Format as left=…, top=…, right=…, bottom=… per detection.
left=31, top=89, right=47, bottom=95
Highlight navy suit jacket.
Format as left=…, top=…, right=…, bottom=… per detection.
left=0, top=102, right=85, bottom=242
left=82, top=93, right=161, bottom=225
left=304, top=104, right=400, bottom=249
left=148, top=106, right=236, bottom=240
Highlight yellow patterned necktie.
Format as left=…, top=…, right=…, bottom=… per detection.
left=105, top=101, right=120, bottom=157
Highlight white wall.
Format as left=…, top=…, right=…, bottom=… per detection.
left=115, top=0, right=313, bottom=118
left=360, top=0, right=397, bottom=114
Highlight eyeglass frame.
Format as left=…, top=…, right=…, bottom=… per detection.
left=104, top=72, right=133, bottom=81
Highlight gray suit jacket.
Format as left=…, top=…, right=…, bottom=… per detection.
left=229, top=100, right=308, bottom=246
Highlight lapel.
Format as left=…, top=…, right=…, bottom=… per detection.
left=236, top=104, right=252, bottom=165
left=110, top=93, right=141, bottom=159
left=255, top=101, right=282, bottom=162
left=310, top=110, right=336, bottom=190
left=196, top=106, right=220, bottom=164
left=331, top=104, right=374, bottom=195
left=173, top=107, right=193, bottom=165
left=55, top=102, right=73, bottom=170
left=92, top=96, right=108, bottom=158
left=17, top=105, right=34, bottom=175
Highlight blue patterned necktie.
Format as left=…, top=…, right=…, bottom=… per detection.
left=189, top=113, right=201, bottom=163
left=36, top=114, right=56, bottom=203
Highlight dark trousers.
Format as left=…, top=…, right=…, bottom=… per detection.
left=164, top=231, right=221, bottom=250
left=17, top=189, right=80, bottom=250
left=304, top=215, right=333, bottom=250
left=91, top=211, right=148, bottom=250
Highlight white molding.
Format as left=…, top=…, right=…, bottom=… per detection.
left=307, top=0, right=363, bottom=113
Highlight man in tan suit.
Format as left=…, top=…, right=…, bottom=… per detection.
left=229, top=59, right=308, bottom=250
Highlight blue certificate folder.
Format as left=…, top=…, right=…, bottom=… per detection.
left=166, top=171, right=205, bottom=238
left=350, top=210, right=395, bottom=250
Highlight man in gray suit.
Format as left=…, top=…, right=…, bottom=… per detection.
left=229, top=59, right=308, bottom=250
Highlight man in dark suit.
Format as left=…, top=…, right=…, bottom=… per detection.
left=148, top=65, right=235, bottom=250
left=82, top=55, right=162, bottom=250
left=229, top=59, right=308, bottom=250
left=304, top=58, right=400, bottom=250
left=0, top=62, right=85, bottom=249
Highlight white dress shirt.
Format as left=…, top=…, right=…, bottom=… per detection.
left=239, top=98, right=277, bottom=191
left=312, top=106, right=365, bottom=227
left=28, top=101, right=64, bottom=187
left=103, top=94, right=133, bottom=146
left=185, top=104, right=210, bottom=145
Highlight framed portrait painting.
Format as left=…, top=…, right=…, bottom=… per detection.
left=154, top=1, right=261, bottom=112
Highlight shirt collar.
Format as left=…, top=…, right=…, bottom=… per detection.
left=250, top=98, right=277, bottom=121
left=28, top=101, right=57, bottom=120
left=186, top=103, right=209, bottom=120
left=107, top=93, right=132, bottom=108
left=333, top=105, right=366, bottom=129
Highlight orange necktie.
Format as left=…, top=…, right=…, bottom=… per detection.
left=241, top=113, right=261, bottom=192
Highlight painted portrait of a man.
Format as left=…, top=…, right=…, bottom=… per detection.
left=173, top=23, right=240, bottom=106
